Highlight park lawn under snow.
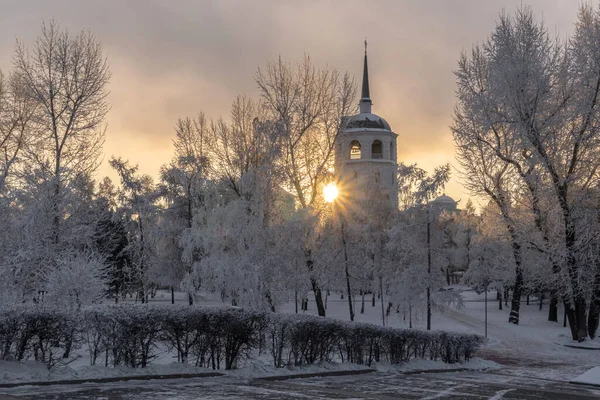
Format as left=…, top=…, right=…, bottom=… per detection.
left=0, top=286, right=597, bottom=386
left=281, top=285, right=600, bottom=382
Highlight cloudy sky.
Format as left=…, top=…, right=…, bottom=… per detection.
left=0, top=0, right=583, bottom=205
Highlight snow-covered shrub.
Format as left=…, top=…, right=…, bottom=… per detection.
left=267, top=314, right=291, bottom=368
left=0, top=307, right=25, bottom=360
left=117, top=306, right=163, bottom=368
left=83, top=305, right=162, bottom=368
left=188, top=308, right=266, bottom=370
left=0, top=305, right=79, bottom=369
left=268, top=314, right=484, bottom=367
left=286, top=315, right=343, bottom=366
left=0, top=305, right=484, bottom=371
left=159, top=306, right=203, bottom=364
left=338, top=323, right=383, bottom=365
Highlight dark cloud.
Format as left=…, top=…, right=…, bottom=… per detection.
left=0, top=0, right=581, bottom=203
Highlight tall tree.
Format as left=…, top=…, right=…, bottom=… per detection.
left=110, top=157, right=156, bottom=303
left=390, top=163, right=451, bottom=330
left=453, top=6, right=600, bottom=340
left=13, top=20, right=110, bottom=244
left=255, top=55, right=357, bottom=316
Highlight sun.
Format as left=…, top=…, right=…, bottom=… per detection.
left=323, top=182, right=339, bottom=203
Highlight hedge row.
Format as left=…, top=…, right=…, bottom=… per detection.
left=0, top=305, right=484, bottom=370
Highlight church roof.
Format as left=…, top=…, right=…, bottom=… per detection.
left=345, top=112, right=391, bottom=131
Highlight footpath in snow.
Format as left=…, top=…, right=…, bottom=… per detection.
left=571, top=366, right=600, bottom=387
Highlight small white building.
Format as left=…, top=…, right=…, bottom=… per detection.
left=334, top=44, right=399, bottom=212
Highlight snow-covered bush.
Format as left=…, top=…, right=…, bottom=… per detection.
left=268, top=314, right=484, bottom=367
left=83, top=305, right=162, bottom=368
left=0, top=305, right=484, bottom=370
left=201, top=309, right=266, bottom=370
left=0, top=305, right=79, bottom=369
left=282, top=315, right=344, bottom=366
left=0, top=307, right=25, bottom=360
left=159, top=306, right=203, bottom=364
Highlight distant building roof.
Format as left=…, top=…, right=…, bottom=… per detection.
left=432, top=194, right=456, bottom=205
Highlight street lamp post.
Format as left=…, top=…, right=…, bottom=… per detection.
left=484, top=281, right=490, bottom=339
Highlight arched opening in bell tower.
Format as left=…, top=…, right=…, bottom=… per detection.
left=350, top=140, right=361, bottom=159
left=372, top=140, right=382, bottom=159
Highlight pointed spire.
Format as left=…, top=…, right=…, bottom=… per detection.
left=360, top=38, right=372, bottom=114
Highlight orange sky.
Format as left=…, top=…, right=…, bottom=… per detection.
left=0, top=0, right=582, bottom=207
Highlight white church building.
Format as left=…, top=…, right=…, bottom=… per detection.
left=334, top=44, right=399, bottom=211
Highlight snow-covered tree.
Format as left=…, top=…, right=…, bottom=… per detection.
left=453, top=5, right=600, bottom=340
left=110, top=157, right=157, bottom=303
left=13, top=20, right=110, bottom=245
left=386, top=163, right=451, bottom=330
left=44, top=251, right=107, bottom=309
left=255, top=56, right=357, bottom=316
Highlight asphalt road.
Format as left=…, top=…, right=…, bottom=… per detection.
left=2, top=371, right=599, bottom=399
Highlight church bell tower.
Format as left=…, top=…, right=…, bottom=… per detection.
left=334, top=42, right=399, bottom=211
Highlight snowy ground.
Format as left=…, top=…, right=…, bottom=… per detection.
left=1, top=286, right=599, bottom=393
left=281, top=286, right=600, bottom=382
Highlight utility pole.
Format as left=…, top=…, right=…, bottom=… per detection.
left=380, top=276, right=385, bottom=326
left=426, top=205, right=432, bottom=331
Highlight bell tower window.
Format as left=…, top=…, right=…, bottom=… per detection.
left=350, top=140, right=361, bottom=160
left=372, top=140, right=382, bottom=159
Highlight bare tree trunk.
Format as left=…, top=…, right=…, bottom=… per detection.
left=548, top=296, right=558, bottom=322
left=564, top=299, right=578, bottom=339
left=171, top=287, right=175, bottom=304
left=306, top=251, right=326, bottom=316
left=341, top=221, right=353, bottom=321
left=498, top=289, right=503, bottom=311
left=588, top=199, right=600, bottom=338
left=310, top=277, right=326, bottom=317
left=507, top=224, right=524, bottom=325
left=588, top=297, right=600, bottom=339
left=360, top=291, right=365, bottom=314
